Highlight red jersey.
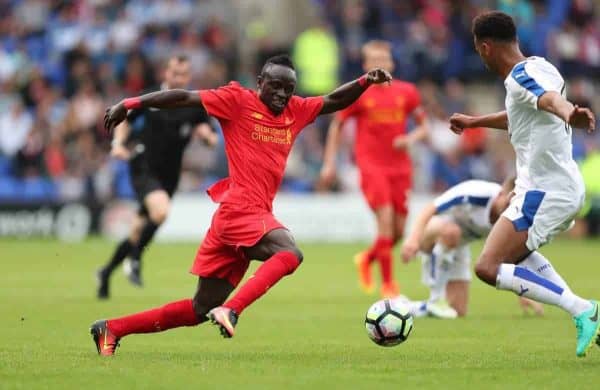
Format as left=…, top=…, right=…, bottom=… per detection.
left=337, top=80, right=422, bottom=175
left=199, top=82, right=324, bottom=211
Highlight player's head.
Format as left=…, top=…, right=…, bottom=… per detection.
left=164, top=55, right=192, bottom=89
left=362, top=40, right=394, bottom=74
left=257, top=54, right=297, bottom=115
left=472, top=11, right=517, bottom=73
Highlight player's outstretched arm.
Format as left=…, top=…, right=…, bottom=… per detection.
left=110, top=122, right=132, bottom=160
left=195, top=123, right=218, bottom=148
left=394, top=107, right=429, bottom=149
left=449, top=111, right=508, bottom=134
left=319, top=68, right=392, bottom=115
left=104, top=89, right=203, bottom=133
left=400, top=203, right=437, bottom=263
left=319, top=117, right=343, bottom=187
left=537, top=92, right=596, bottom=133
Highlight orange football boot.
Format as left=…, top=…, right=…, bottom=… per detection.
left=354, top=251, right=375, bottom=294
left=207, top=307, right=238, bottom=338
left=90, top=320, right=120, bottom=356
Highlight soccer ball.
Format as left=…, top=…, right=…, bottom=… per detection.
left=365, top=298, right=413, bottom=346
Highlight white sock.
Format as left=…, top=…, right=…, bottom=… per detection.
left=426, top=247, right=451, bottom=303
left=496, top=264, right=591, bottom=316
left=429, top=278, right=446, bottom=303
left=519, top=252, right=571, bottom=292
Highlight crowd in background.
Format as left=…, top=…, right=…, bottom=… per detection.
left=0, top=0, right=599, bottom=206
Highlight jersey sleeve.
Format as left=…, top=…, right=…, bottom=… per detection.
left=406, top=84, right=422, bottom=112
left=293, top=96, right=324, bottom=128
left=509, top=60, right=564, bottom=110
left=407, top=84, right=426, bottom=122
left=432, top=181, right=498, bottom=214
left=433, top=185, right=465, bottom=214
left=198, top=81, right=243, bottom=120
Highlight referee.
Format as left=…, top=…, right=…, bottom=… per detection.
left=97, top=54, right=216, bottom=299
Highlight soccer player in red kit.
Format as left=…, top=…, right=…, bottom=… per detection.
left=321, top=41, right=429, bottom=298
left=91, top=55, right=392, bottom=355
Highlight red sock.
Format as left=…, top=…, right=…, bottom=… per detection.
left=107, top=299, right=200, bottom=338
left=224, top=251, right=300, bottom=315
left=365, top=237, right=383, bottom=264
left=373, top=237, right=394, bottom=284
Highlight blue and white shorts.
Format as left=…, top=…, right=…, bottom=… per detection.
left=421, top=245, right=472, bottom=287
left=501, top=190, right=584, bottom=251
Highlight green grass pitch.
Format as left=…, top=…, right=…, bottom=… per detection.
left=2, top=237, right=600, bottom=389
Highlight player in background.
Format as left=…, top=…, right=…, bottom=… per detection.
left=450, top=11, right=597, bottom=357
left=96, top=55, right=217, bottom=299
left=91, top=55, right=392, bottom=355
left=401, top=177, right=544, bottom=318
left=320, top=40, right=428, bottom=298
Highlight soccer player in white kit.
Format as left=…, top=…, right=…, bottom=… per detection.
left=449, top=11, right=598, bottom=357
left=401, top=178, right=543, bottom=319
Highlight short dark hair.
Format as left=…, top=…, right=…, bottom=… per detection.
left=262, top=54, right=295, bottom=74
left=472, top=11, right=517, bottom=42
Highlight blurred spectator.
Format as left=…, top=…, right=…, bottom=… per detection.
left=0, top=0, right=598, bottom=204
left=110, top=9, right=141, bottom=53
left=0, top=100, right=33, bottom=158
left=293, top=21, right=339, bottom=95
left=572, top=150, right=600, bottom=237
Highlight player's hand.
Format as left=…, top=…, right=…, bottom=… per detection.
left=366, top=68, right=392, bottom=86
left=568, top=105, right=596, bottom=133
left=449, top=113, right=475, bottom=135
left=196, top=124, right=218, bottom=148
left=319, top=162, right=337, bottom=188
left=110, top=142, right=131, bottom=160
left=401, top=238, right=420, bottom=263
left=104, top=103, right=128, bottom=135
left=393, top=135, right=411, bottom=150
left=203, top=132, right=218, bottom=148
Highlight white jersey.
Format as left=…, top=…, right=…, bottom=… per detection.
left=504, top=57, right=584, bottom=197
left=433, top=180, right=502, bottom=243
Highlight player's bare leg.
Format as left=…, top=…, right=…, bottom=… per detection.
left=96, top=213, right=146, bottom=299
left=125, top=190, right=170, bottom=286
left=91, top=277, right=232, bottom=355
left=417, top=218, right=462, bottom=318
left=476, top=217, right=598, bottom=357
left=446, top=280, right=469, bottom=317
left=207, top=228, right=302, bottom=338
left=370, top=205, right=398, bottom=297
left=392, top=212, right=407, bottom=246
left=355, top=205, right=395, bottom=295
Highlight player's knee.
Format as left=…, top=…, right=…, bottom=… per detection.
left=288, top=247, right=303, bottom=264
left=149, top=204, right=169, bottom=225
left=474, top=258, right=498, bottom=285
left=440, top=223, right=461, bottom=248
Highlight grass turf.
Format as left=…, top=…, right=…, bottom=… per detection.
left=1, top=238, right=600, bottom=389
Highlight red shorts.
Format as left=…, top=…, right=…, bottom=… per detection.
left=359, top=170, right=411, bottom=214
left=190, top=204, right=286, bottom=287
